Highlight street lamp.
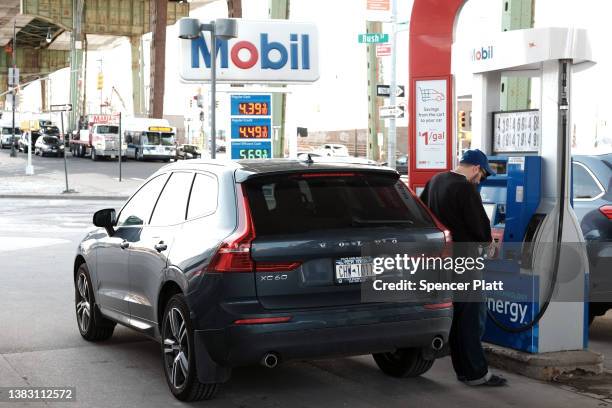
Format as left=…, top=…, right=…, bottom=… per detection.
left=178, top=17, right=238, bottom=159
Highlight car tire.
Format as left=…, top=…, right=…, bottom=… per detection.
left=91, top=148, right=98, bottom=161
left=161, top=294, right=219, bottom=401
left=373, top=348, right=434, bottom=378
left=75, top=263, right=115, bottom=341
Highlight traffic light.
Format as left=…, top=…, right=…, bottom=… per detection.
left=196, top=94, right=204, bottom=108
left=458, top=110, right=466, bottom=130
left=199, top=111, right=205, bottom=121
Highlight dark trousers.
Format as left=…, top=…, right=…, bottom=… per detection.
left=450, top=301, right=489, bottom=382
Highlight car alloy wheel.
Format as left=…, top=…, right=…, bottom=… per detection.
left=76, top=272, right=91, bottom=333
left=163, top=306, right=190, bottom=390
left=74, top=263, right=115, bottom=341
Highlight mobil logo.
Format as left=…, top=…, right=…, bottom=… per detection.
left=472, top=45, right=494, bottom=61
left=180, top=20, right=319, bottom=84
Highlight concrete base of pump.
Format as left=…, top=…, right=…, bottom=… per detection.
left=484, top=342, right=603, bottom=381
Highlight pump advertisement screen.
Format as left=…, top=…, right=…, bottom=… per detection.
left=415, top=79, right=448, bottom=169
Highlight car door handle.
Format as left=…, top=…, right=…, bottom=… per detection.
left=120, top=240, right=130, bottom=249
left=154, top=241, right=168, bottom=252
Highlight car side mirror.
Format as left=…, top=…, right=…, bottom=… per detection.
left=93, top=208, right=117, bottom=236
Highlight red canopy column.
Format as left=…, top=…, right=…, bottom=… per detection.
left=408, top=0, right=466, bottom=192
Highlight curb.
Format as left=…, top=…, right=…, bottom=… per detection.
left=0, top=194, right=129, bottom=201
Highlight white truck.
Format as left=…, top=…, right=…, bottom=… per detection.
left=70, top=114, right=127, bottom=160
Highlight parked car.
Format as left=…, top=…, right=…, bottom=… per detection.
left=176, top=144, right=201, bottom=160
left=35, top=135, right=65, bottom=157
left=1, top=126, right=21, bottom=149
left=75, top=159, right=452, bottom=401
left=311, top=143, right=350, bottom=157
left=572, top=154, right=612, bottom=324
left=296, top=152, right=378, bottom=166
left=18, top=132, right=40, bottom=153
left=382, top=155, right=409, bottom=174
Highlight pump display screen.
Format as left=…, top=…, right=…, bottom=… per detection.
left=489, top=161, right=507, bottom=176
left=483, top=204, right=496, bottom=224
left=492, top=110, right=540, bottom=153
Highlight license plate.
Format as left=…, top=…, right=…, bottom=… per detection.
left=110, top=155, right=115, bottom=159
left=335, top=256, right=375, bottom=284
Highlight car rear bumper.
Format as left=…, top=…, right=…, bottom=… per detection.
left=195, top=304, right=452, bottom=368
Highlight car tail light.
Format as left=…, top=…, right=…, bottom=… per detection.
left=424, top=302, right=453, bottom=310
left=296, top=172, right=356, bottom=178
left=409, top=186, right=453, bottom=252
left=255, top=262, right=302, bottom=272
left=207, top=185, right=256, bottom=273
left=234, top=316, right=291, bottom=325
left=600, top=205, right=612, bottom=220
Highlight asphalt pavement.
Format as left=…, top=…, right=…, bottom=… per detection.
left=0, top=198, right=609, bottom=407
left=0, top=147, right=167, bottom=198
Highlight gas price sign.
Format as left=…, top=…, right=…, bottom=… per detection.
left=231, top=118, right=271, bottom=139
left=231, top=94, right=271, bottom=116
left=230, top=94, right=273, bottom=160
left=231, top=141, right=272, bottom=159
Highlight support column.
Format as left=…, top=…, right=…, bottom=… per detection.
left=227, top=0, right=242, bottom=17
left=269, top=0, right=289, bottom=158
left=500, top=0, right=533, bottom=110
left=149, top=0, right=167, bottom=119
left=130, top=36, right=145, bottom=116
left=69, top=0, right=85, bottom=132
left=41, top=78, right=48, bottom=112
left=367, top=21, right=382, bottom=161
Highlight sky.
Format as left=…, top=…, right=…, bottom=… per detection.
left=16, top=0, right=612, bottom=154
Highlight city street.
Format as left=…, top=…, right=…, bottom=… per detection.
left=0, top=198, right=608, bottom=408
left=0, top=147, right=167, bottom=181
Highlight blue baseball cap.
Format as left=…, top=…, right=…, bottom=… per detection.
left=460, top=149, right=496, bottom=176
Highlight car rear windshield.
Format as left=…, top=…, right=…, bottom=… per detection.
left=2, top=128, right=21, bottom=135
left=43, top=136, right=60, bottom=144
left=96, top=125, right=119, bottom=134
left=244, top=173, right=436, bottom=236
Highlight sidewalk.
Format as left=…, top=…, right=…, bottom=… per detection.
left=0, top=154, right=140, bottom=200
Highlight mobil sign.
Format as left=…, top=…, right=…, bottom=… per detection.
left=179, top=20, right=319, bottom=84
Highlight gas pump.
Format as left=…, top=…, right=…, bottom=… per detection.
left=460, top=27, right=593, bottom=353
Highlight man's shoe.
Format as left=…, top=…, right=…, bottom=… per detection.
left=479, top=374, right=507, bottom=386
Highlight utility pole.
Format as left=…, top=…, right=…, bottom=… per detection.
left=387, top=0, right=397, bottom=169
left=366, top=21, right=382, bottom=161
left=10, top=20, right=17, bottom=158
left=269, top=0, right=289, bottom=158
left=97, top=58, right=103, bottom=113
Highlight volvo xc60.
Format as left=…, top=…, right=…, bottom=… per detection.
left=73, top=159, right=452, bottom=401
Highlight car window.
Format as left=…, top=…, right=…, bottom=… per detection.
left=573, top=163, right=603, bottom=199
left=150, top=172, right=194, bottom=226
left=245, top=173, right=435, bottom=236
left=187, top=173, right=218, bottom=219
left=117, top=174, right=168, bottom=227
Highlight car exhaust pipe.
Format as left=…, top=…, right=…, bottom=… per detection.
left=431, top=336, right=444, bottom=351
left=261, top=353, right=279, bottom=369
